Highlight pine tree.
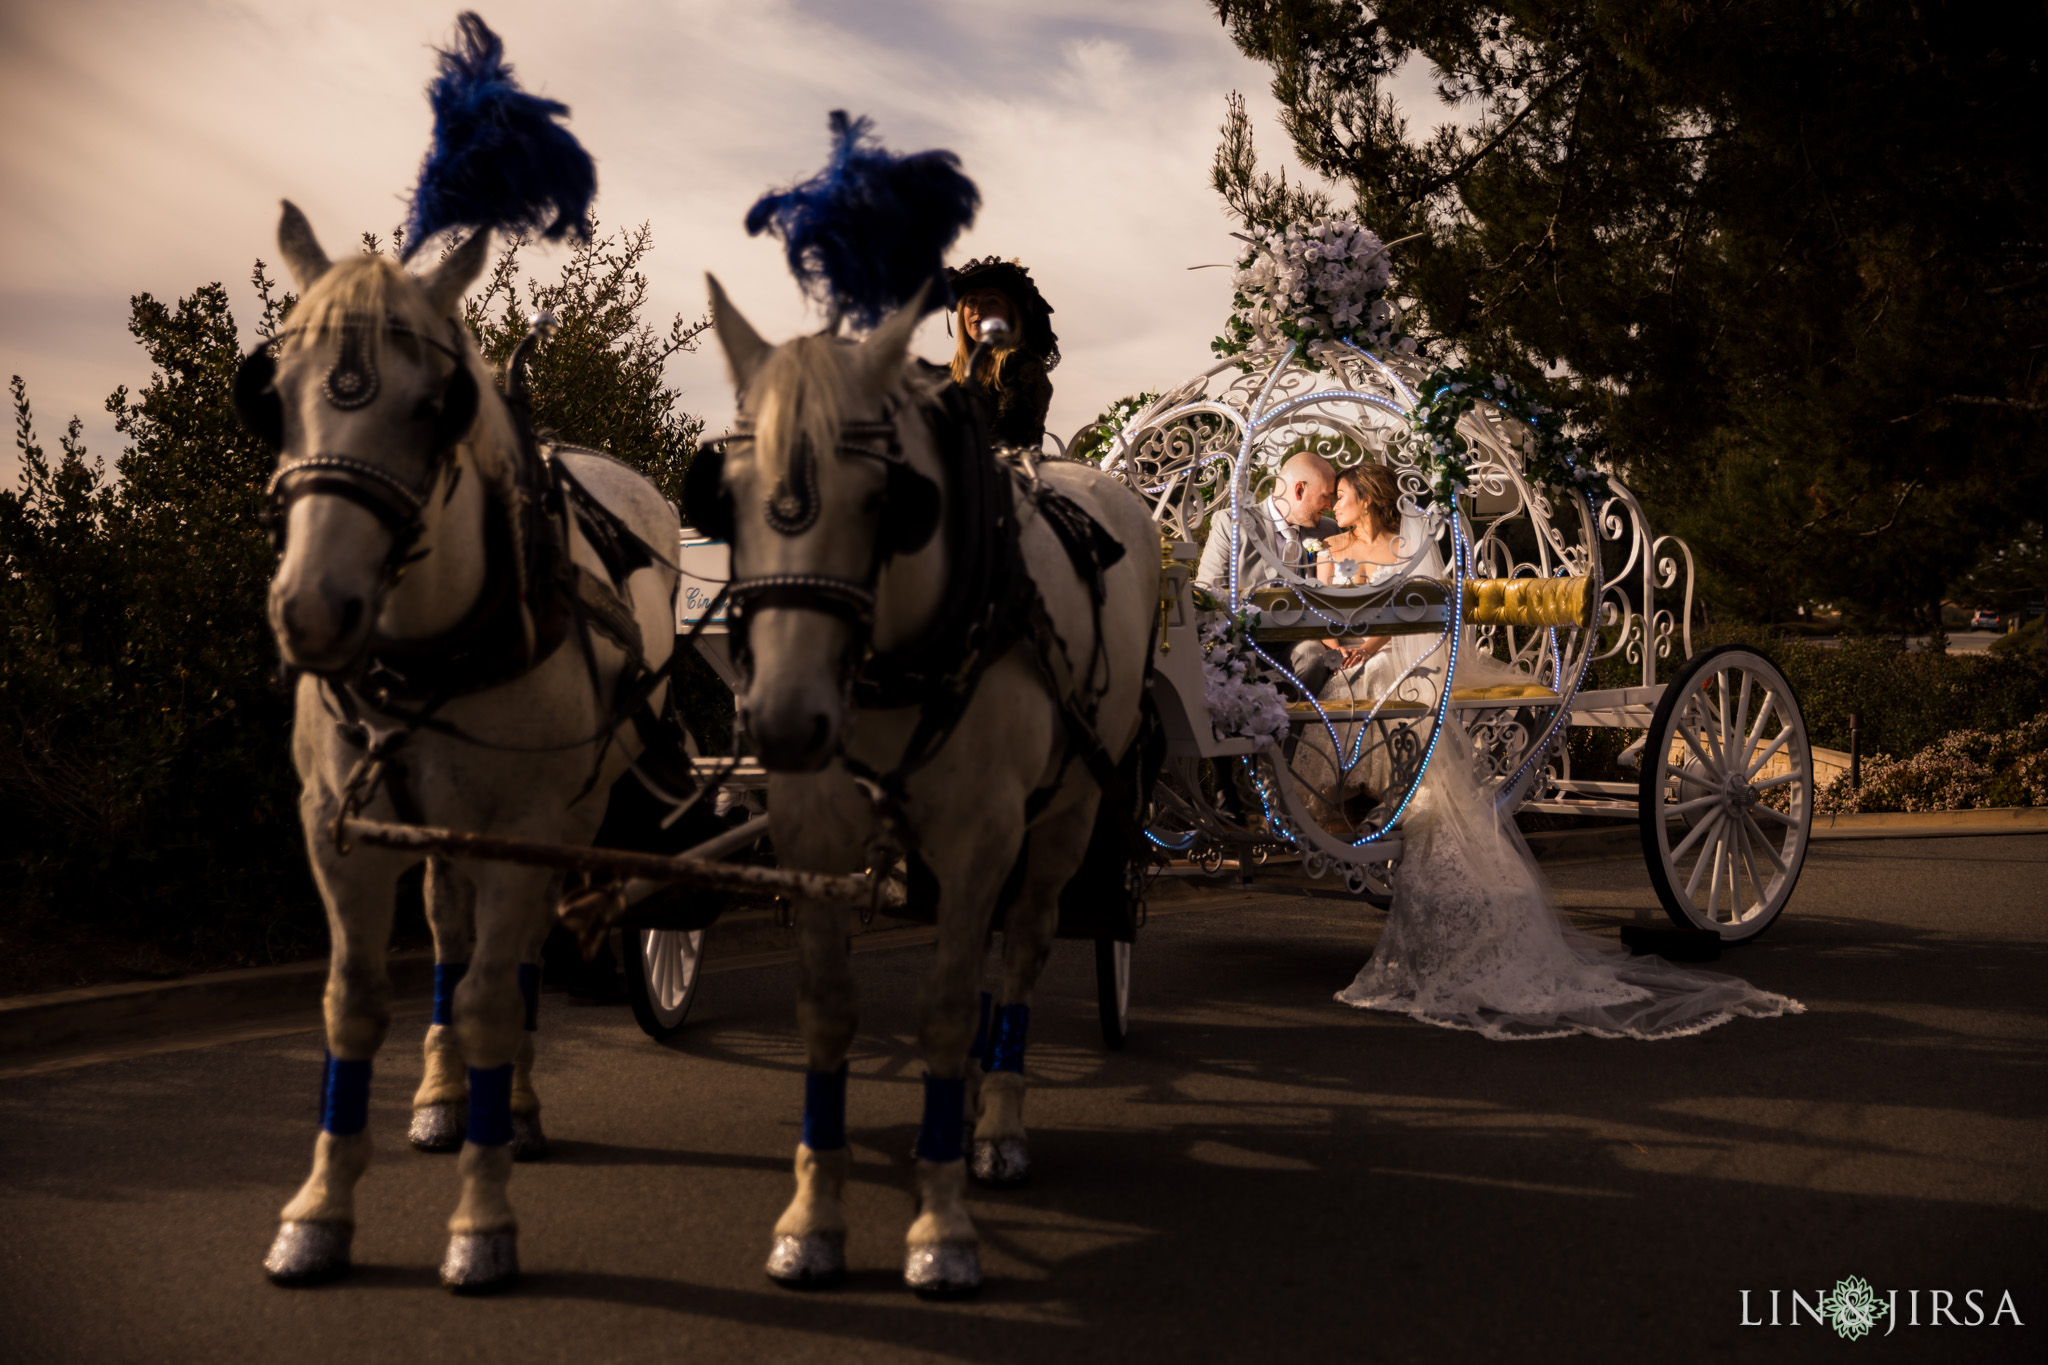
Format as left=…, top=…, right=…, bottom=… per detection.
left=1212, top=0, right=2048, bottom=631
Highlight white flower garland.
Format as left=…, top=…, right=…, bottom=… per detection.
left=1213, top=217, right=1414, bottom=372
left=1198, top=604, right=1289, bottom=744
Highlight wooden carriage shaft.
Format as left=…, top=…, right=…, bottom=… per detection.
left=338, top=818, right=872, bottom=904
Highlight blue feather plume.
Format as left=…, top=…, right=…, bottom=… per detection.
left=400, top=12, right=596, bottom=261
left=745, top=111, right=980, bottom=329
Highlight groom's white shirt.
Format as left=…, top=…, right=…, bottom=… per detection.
left=1194, top=495, right=1297, bottom=596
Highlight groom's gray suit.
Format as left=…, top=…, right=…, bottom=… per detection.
left=1194, top=499, right=1343, bottom=696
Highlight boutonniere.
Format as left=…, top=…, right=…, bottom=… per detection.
left=1300, top=537, right=1325, bottom=555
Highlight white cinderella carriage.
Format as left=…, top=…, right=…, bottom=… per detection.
left=1097, top=334, right=1817, bottom=959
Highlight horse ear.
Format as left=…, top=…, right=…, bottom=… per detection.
left=421, top=230, right=492, bottom=317
left=277, top=201, right=330, bottom=291
left=707, top=274, right=771, bottom=391
left=858, top=279, right=931, bottom=386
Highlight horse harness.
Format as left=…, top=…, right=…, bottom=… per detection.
left=234, top=312, right=691, bottom=847
left=688, top=375, right=1130, bottom=889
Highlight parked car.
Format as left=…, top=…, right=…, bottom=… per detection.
left=1969, top=610, right=2001, bottom=629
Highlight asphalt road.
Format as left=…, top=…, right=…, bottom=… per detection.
left=3, top=835, right=2043, bottom=1364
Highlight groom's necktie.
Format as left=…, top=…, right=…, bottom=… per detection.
left=1280, top=525, right=1303, bottom=570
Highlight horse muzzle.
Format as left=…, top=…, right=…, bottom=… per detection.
left=270, top=575, right=375, bottom=675
left=736, top=608, right=853, bottom=773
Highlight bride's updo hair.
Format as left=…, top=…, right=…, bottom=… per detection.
left=1341, top=461, right=1402, bottom=537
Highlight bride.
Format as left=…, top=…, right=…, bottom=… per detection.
left=1294, top=463, right=1801, bottom=1040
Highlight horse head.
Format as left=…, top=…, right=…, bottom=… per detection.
left=242, top=201, right=492, bottom=674
left=696, top=276, right=943, bottom=772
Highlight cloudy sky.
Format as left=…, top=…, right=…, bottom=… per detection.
left=1, top=0, right=1463, bottom=484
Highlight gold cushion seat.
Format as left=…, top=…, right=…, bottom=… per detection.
left=1448, top=684, right=1562, bottom=702
left=1283, top=698, right=1431, bottom=721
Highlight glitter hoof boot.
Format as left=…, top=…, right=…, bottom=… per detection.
left=440, top=1231, right=518, bottom=1293
left=408, top=1102, right=464, bottom=1152
left=970, top=1136, right=1030, bottom=1188
left=511, top=1112, right=548, bottom=1162
left=903, top=1241, right=981, bottom=1299
left=264, top=1220, right=352, bottom=1285
left=766, top=1233, right=846, bottom=1289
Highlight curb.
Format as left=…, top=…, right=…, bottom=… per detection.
left=1808, top=807, right=2048, bottom=839
left=0, top=906, right=925, bottom=1072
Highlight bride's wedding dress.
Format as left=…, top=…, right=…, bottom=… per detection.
left=1301, top=514, right=1802, bottom=1039
left=1335, top=713, right=1803, bottom=1039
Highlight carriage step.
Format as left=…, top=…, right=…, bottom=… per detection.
left=1619, top=925, right=1722, bottom=962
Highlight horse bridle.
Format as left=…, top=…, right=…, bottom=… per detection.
left=702, top=411, right=942, bottom=654
left=234, top=313, right=480, bottom=577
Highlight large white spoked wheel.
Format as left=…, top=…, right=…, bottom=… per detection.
left=1095, top=938, right=1131, bottom=1050
left=1639, top=645, right=1814, bottom=942
left=624, top=928, right=704, bottom=1040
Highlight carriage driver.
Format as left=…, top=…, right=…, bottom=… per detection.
left=944, top=255, right=1059, bottom=449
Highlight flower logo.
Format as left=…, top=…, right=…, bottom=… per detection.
left=1819, top=1276, right=1888, bottom=1341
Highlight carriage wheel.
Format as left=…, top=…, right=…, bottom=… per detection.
left=624, top=928, right=704, bottom=1040
left=1095, top=938, right=1131, bottom=1050
left=1639, top=646, right=1813, bottom=943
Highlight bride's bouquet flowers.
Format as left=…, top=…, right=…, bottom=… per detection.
left=1212, top=216, right=1413, bottom=372
left=1195, top=601, right=1289, bottom=744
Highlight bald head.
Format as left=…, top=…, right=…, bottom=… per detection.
left=1273, top=451, right=1337, bottom=528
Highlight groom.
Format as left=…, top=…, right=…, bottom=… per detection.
left=1194, top=449, right=1339, bottom=694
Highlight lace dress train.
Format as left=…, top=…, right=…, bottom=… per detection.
left=1336, top=719, right=1803, bottom=1040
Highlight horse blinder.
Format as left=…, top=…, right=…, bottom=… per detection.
left=233, top=348, right=285, bottom=452
left=681, top=440, right=735, bottom=542
left=883, top=462, right=940, bottom=558
left=432, top=364, right=479, bottom=452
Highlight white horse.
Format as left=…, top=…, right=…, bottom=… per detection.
left=701, top=278, right=1160, bottom=1296
left=250, top=202, right=681, bottom=1291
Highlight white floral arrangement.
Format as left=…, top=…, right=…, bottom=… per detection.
left=1076, top=390, right=1161, bottom=469
left=1197, top=604, right=1289, bottom=745
left=1212, top=217, right=1414, bottom=372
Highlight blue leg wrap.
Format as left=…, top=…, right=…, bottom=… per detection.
left=968, top=991, right=993, bottom=1063
left=321, top=1054, right=371, bottom=1136
left=802, top=1064, right=849, bottom=1152
left=914, top=1073, right=965, bottom=1165
left=518, top=963, right=541, bottom=1032
left=431, top=960, right=468, bottom=1027
left=467, top=1064, right=514, bottom=1147
left=987, top=1002, right=1030, bottom=1074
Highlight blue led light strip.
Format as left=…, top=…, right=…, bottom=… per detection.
left=1345, top=522, right=1464, bottom=846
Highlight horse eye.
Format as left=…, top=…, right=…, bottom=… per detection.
left=411, top=396, right=439, bottom=423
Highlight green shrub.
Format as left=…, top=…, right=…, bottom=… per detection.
left=1817, top=714, right=2048, bottom=813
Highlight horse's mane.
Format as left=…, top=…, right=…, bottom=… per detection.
left=752, top=334, right=940, bottom=479
left=286, top=254, right=520, bottom=498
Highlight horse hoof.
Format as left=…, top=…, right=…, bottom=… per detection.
left=511, top=1112, right=548, bottom=1162
left=408, top=1102, right=464, bottom=1152
left=440, top=1232, right=518, bottom=1294
left=903, top=1241, right=981, bottom=1299
left=766, top=1233, right=846, bottom=1289
left=264, top=1220, right=352, bottom=1285
left=970, top=1137, right=1030, bottom=1189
